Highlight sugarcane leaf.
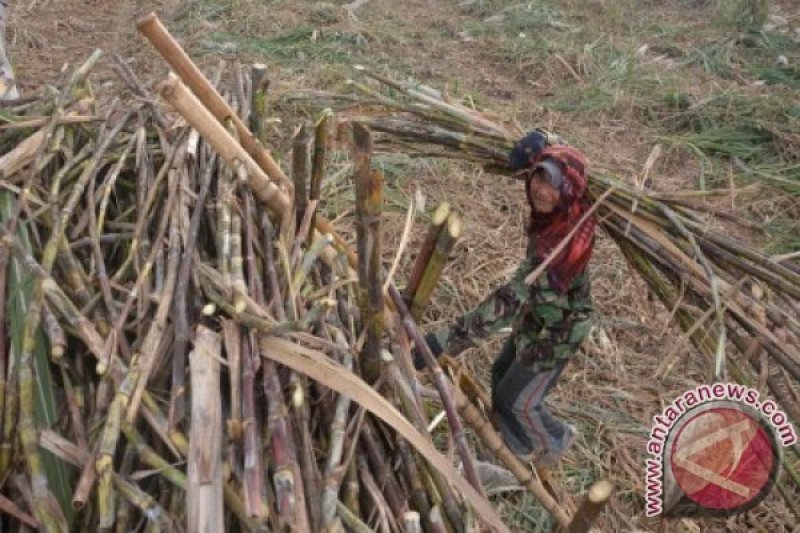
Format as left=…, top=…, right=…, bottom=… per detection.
left=1, top=192, right=75, bottom=523
left=261, top=335, right=513, bottom=533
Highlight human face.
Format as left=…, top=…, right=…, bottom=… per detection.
left=528, top=170, right=561, bottom=214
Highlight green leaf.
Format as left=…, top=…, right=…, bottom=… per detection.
left=1, top=191, right=75, bottom=524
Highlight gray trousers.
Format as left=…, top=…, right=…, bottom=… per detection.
left=491, top=337, right=571, bottom=458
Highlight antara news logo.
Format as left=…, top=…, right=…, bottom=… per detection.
left=645, top=382, right=797, bottom=518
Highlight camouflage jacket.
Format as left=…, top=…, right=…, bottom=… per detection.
left=431, top=239, right=593, bottom=371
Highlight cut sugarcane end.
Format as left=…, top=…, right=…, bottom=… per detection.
left=432, top=202, right=451, bottom=226
left=292, top=383, right=304, bottom=408
left=588, top=480, right=614, bottom=502
left=447, top=211, right=463, bottom=238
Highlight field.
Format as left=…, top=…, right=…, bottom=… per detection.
left=5, top=0, right=800, bottom=531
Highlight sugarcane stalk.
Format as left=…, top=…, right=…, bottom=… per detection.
left=96, top=362, right=140, bottom=529
left=124, top=205, right=181, bottom=425
left=256, top=217, right=309, bottom=531
left=57, top=362, right=87, bottom=452
left=410, top=210, right=461, bottom=320
left=41, top=304, right=65, bottom=359
left=567, top=480, right=615, bottom=533
left=137, top=12, right=293, bottom=192
left=453, top=387, right=571, bottom=527
left=321, top=327, right=355, bottom=527
left=242, top=333, right=269, bottom=521
left=39, top=430, right=179, bottom=532
left=113, top=446, right=134, bottom=533
left=387, top=284, right=486, bottom=499
left=122, top=422, right=257, bottom=529
left=405, top=202, right=450, bottom=302
left=159, top=74, right=290, bottom=213
left=187, top=326, right=224, bottom=533
left=238, top=196, right=271, bottom=522
left=16, top=111, right=132, bottom=532
left=293, top=122, right=311, bottom=230
left=404, top=511, right=422, bottom=533
left=337, top=499, right=373, bottom=533
left=171, top=153, right=216, bottom=430
left=293, top=375, right=321, bottom=533
left=159, top=72, right=352, bottom=272
left=356, top=451, right=394, bottom=533
left=352, top=123, right=384, bottom=383
left=0, top=491, right=38, bottom=528
left=218, top=160, right=233, bottom=295
left=99, top=133, right=183, bottom=376
left=360, top=420, right=407, bottom=519
left=250, top=64, right=269, bottom=145
left=222, top=320, right=243, bottom=445
left=71, top=453, right=96, bottom=512
left=310, top=110, right=331, bottom=244
left=231, top=215, right=248, bottom=315
left=396, top=438, right=433, bottom=530
left=385, top=359, right=462, bottom=532
left=428, top=506, right=448, bottom=533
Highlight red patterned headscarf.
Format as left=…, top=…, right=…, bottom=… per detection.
left=525, top=146, right=596, bottom=293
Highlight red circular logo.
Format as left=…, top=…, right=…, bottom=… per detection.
left=669, top=406, right=777, bottom=513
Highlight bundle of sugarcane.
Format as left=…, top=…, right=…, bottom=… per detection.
left=0, top=14, right=622, bottom=532
left=339, top=68, right=800, bottom=482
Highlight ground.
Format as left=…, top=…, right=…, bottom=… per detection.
left=6, top=0, right=800, bottom=531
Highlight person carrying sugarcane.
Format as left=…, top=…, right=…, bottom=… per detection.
left=416, top=131, right=596, bottom=467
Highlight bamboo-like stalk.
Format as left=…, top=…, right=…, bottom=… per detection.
left=231, top=214, right=248, bottom=314
left=410, top=210, right=461, bottom=321
left=405, top=202, right=450, bottom=302
left=222, top=320, right=242, bottom=444
left=240, top=192, right=269, bottom=522
left=137, top=13, right=293, bottom=192
left=404, top=511, right=422, bottom=533
left=249, top=63, right=269, bottom=144
left=360, top=419, right=407, bottom=519
left=41, top=305, right=65, bottom=359
left=320, top=328, right=354, bottom=528
left=171, top=153, right=216, bottom=430
left=386, top=359, right=462, bottom=531
left=309, top=110, right=331, bottom=245
left=337, top=499, right=373, bottom=533
left=387, top=284, right=486, bottom=500
left=158, top=74, right=291, bottom=216
left=257, top=218, right=310, bottom=531
left=293, top=122, right=311, bottom=230
left=187, top=326, right=224, bottom=533
left=40, top=430, right=178, bottom=532
left=567, top=480, right=615, bottom=533
left=453, top=387, right=571, bottom=527
left=352, top=123, right=384, bottom=384
left=358, top=450, right=395, bottom=533
left=16, top=111, right=132, bottom=532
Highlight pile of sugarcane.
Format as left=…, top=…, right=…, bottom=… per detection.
left=340, top=68, right=800, bottom=487
left=0, top=13, right=626, bottom=533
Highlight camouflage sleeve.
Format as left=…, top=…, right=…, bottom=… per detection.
left=429, top=284, right=524, bottom=356
left=513, top=271, right=593, bottom=369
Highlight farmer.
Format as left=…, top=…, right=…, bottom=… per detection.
left=416, top=131, right=596, bottom=467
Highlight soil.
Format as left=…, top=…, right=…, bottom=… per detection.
left=5, top=1, right=799, bottom=531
